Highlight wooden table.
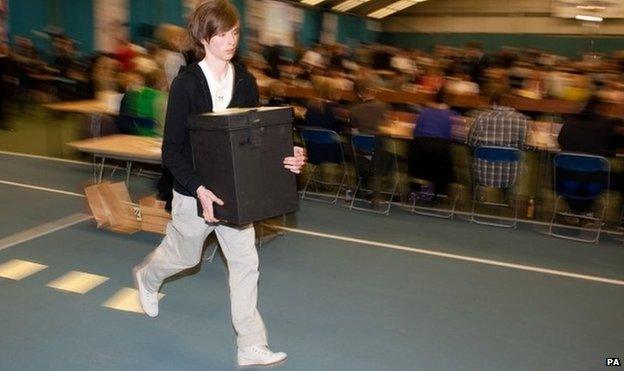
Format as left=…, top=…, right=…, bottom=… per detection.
left=501, top=95, right=584, bottom=114
left=44, top=99, right=120, bottom=139
left=379, top=116, right=562, bottom=153
left=67, top=134, right=162, bottom=185
left=444, top=93, right=490, bottom=109
left=374, top=89, right=433, bottom=105
left=44, top=99, right=119, bottom=116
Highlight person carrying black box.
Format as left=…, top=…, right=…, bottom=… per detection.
left=132, top=1, right=306, bottom=367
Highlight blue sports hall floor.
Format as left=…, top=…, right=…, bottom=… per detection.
left=0, top=151, right=623, bottom=371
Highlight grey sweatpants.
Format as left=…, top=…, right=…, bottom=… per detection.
left=139, top=190, right=268, bottom=347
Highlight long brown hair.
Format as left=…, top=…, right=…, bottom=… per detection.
left=187, top=0, right=240, bottom=59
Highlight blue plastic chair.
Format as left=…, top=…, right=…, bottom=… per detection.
left=470, top=146, right=523, bottom=228
left=352, top=133, right=376, bottom=154
left=549, top=152, right=610, bottom=243
left=299, top=127, right=349, bottom=204
left=348, top=133, right=399, bottom=215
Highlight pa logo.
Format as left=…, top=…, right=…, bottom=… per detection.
left=606, top=357, right=621, bottom=366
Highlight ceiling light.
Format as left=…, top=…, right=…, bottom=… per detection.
left=575, top=14, right=603, bottom=22
left=333, top=0, right=371, bottom=12
left=576, top=5, right=606, bottom=11
left=300, top=0, right=327, bottom=5
left=368, top=0, right=427, bottom=19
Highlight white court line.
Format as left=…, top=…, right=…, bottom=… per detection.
left=264, top=224, right=624, bottom=287
left=0, top=176, right=620, bottom=233
left=0, top=150, right=91, bottom=165
left=302, top=190, right=624, bottom=234
left=0, top=213, right=93, bottom=251
left=0, top=180, right=85, bottom=198
left=1, top=179, right=622, bottom=287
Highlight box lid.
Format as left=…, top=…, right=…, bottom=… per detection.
left=189, top=106, right=293, bottom=131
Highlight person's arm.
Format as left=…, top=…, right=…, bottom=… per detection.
left=284, top=147, right=306, bottom=174
left=196, top=185, right=224, bottom=223
left=161, top=76, right=203, bottom=197
left=239, top=72, right=260, bottom=108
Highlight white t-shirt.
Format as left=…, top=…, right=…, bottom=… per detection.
left=198, top=60, right=234, bottom=112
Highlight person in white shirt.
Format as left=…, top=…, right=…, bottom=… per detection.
left=132, top=1, right=305, bottom=367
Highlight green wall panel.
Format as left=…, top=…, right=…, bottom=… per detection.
left=337, top=15, right=378, bottom=48
left=130, top=0, right=184, bottom=45
left=300, top=7, right=322, bottom=48
left=380, top=32, right=624, bottom=57
left=8, top=0, right=93, bottom=55
left=60, top=0, right=93, bottom=53
left=8, top=0, right=48, bottom=48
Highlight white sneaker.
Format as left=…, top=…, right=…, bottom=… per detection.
left=132, top=265, right=159, bottom=317
left=237, top=345, right=287, bottom=367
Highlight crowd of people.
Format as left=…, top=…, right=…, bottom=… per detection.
left=1, top=26, right=623, bottom=222
left=0, top=24, right=190, bottom=134
left=247, top=40, right=624, bottom=223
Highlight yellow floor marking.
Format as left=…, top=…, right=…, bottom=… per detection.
left=46, top=271, right=109, bottom=294
left=102, top=287, right=165, bottom=314
left=0, top=259, right=48, bottom=280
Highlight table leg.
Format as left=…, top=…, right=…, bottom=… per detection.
left=97, top=156, right=105, bottom=183
left=125, top=161, right=132, bottom=186
left=92, top=156, right=97, bottom=183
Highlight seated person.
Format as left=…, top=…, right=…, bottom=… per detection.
left=408, top=89, right=458, bottom=198
left=444, top=71, right=479, bottom=95
left=562, top=73, right=591, bottom=102
left=419, top=64, right=445, bottom=94
left=301, top=77, right=345, bottom=166
left=557, top=96, right=618, bottom=215
left=467, top=90, right=528, bottom=192
left=349, top=75, right=391, bottom=135
left=348, top=76, right=394, bottom=204
left=304, top=76, right=342, bottom=133
left=517, top=68, right=545, bottom=100
left=117, top=71, right=167, bottom=136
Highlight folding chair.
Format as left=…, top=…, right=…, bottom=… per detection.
left=548, top=152, right=610, bottom=243
left=406, top=137, right=457, bottom=219
left=406, top=179, right=458, bottom=219
left=470, top=146, right=523, bottom=228
left=299, top=127, right=350, bottom=204
left=349, top=133, right=399, bottom=215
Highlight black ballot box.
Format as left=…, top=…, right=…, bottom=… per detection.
left=188, top=107, right=299, bottom=225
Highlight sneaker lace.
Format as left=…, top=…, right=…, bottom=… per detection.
left=252, top=346, right=271, bottom=355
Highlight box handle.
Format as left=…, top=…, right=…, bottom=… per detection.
left=244, top=110, right=263, bottom=148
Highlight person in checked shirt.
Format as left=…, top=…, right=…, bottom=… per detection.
left=467, top=92, right=528, bottom=190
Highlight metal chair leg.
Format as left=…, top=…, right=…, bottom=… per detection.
left=300, top=164, right=316, bottom=200
left=349, top=178, right=362, bottom=210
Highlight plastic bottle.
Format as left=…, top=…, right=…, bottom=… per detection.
left=527, top=197, right=535, bottom=219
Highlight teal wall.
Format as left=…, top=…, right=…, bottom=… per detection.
left=59, top=0, right=94, bottom=53
left=337, top=14, right=378, bottom=48
left=231, top=0, right=246, bottom=53
left=380, top=32, right=624, bottom=57
left=130, top=0, right=184, bottom=45
left=7, top=0, right=48, bottom=49
left=8, top=0, right=93, bottom=55
left=300, top=7, right=322, bottom=48
left=6, top=0, right=377, bottom=56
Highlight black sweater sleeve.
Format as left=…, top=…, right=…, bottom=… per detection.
left=248, top=77, right=260, bottom=107
left=161, top=76, right=203, bottom=197
left=238, top=72, right=260, bottom=108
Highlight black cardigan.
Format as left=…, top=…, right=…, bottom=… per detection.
left=162, top=62, right=260, bottom=197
